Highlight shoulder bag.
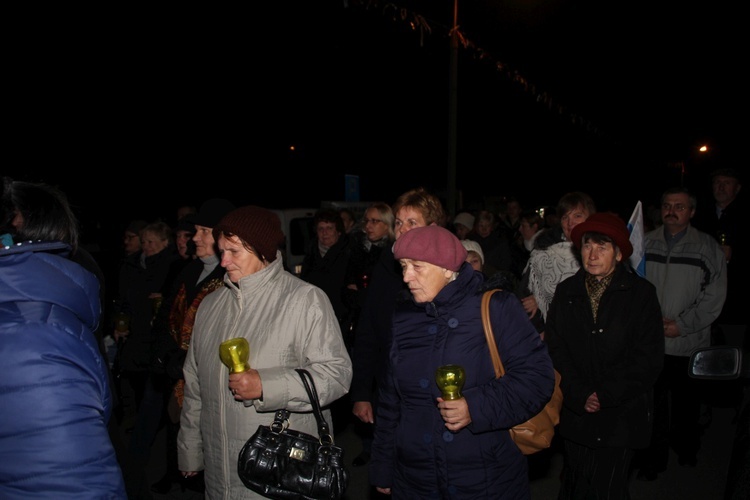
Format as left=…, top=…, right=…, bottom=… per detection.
left=238, top=368, right=348, bottom=499
left=482, top=289, right=563, bottom=455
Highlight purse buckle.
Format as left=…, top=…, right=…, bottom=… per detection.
left=289, top=446, right=307, bottom=460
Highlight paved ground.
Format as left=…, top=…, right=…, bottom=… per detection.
left=131, top=394, right=742, bottom=499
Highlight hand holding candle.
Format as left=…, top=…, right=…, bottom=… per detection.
left=435, top=364, right=466, bottom=400
left=219, top=338, right=250, bottom=373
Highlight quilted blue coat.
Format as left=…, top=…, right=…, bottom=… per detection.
left=0, top=241, right=126, bottom=499
left=370, top=262, right=556, bottom=499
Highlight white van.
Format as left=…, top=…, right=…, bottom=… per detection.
left=270, top=208, right=316, bottom=275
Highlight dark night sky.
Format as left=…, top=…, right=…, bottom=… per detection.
left=7, top=1, right=743, bottom=234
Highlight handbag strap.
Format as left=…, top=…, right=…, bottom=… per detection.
left=295, top=368, right=335, bottom=445
left=482, top=289, right=506, bottom=378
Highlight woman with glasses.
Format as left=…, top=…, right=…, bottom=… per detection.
left=344, top=203, right=396, bottom=348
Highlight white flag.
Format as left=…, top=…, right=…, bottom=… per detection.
left=627, top=200, right=645, bottom=277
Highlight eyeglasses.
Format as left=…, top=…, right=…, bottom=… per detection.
left=661, top=203, right=689, bottom=212
left=363, top=218, right=383, bottom=225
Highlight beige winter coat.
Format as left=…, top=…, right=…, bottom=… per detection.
left=177, top=252, right=352, bottom=499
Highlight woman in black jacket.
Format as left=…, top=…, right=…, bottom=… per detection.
left=546, top=213, right=664, bottom=499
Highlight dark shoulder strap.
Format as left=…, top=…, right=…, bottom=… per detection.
left=295, top=368, right=334, bottom=445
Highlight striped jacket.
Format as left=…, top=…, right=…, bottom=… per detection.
left=644, top=225, right=727, bottom=356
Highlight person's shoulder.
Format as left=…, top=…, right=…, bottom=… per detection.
left=533, top=226, right=563, bottom=250
left=479, top=271, right=515, bottom=292
left=71, top=246, right=102, bottom=272
left=690, top=228, right=727, bottom=259
left=629, top=272, right=658, bottom=294
left=279, top=269, right=328, bottom=295
left=348, top=230, right=367, bottom=247
left=1, top=239, right=70, bottom=257
left=3, top=242, right=96, bottom=285
left=180, top=256, right=205, bottom=274
left=622, top=270, right=661, bottom=302
left=558, top=268, right=582, bottom=287
left=722, top=195, right=747, bottom=218
left=479, top=287, right=519, bottom=309
left=615, top=264, right=647, bottom=283
left=644, top=225, right=663, bottom=240
left=145, top=247, right=177, bottom=265
left=336, top=234, right=354, bottom=253
left=687, top=224, right=720, bottom=243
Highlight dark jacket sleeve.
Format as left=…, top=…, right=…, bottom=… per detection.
left=465, top=290, right=556, bottom=433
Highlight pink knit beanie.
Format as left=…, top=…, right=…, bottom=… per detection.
left=393, top=225, right=467, bottom=271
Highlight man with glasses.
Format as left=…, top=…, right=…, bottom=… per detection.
left=635, top=186, right=727, bottom=481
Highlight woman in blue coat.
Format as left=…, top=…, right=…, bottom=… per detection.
left=370, top=225, right=556, bottom=499
left=0, top=239, right=126, bottom=499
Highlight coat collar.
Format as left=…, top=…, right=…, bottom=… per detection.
left=408, top=261, right=484, bottom=316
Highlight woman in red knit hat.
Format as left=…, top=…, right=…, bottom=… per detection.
left=545, top=212, right=664, bottom=499
left=176, top=205, right=352, bottom=498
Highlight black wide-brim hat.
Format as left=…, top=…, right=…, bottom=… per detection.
left=186, top=198, right=236, bottom=228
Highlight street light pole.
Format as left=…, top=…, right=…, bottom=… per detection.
left=446, top=0, right=458, bottom=217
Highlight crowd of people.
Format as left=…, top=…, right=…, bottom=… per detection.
left=0, top=167, right=744, bottom=499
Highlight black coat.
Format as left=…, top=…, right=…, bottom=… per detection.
left=116, top=247, right=179, bottom=371
left=692, top=193, right=746, bottom=325
left=151, top=258, right=226, bottom=380
left=349, top=244, right=403, bottom=406
left=300, top=234, right=353, bottom=321
left=546, top=264, right=664, bottom=449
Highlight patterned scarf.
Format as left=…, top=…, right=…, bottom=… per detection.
left=170, top=277, right=225, bottom=407
left=585, top=272, right=613, bottom=322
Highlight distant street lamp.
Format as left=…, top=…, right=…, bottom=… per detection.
left=669, top=143, right=711, bottom=187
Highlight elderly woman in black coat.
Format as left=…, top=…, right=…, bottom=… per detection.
left=545, top=213, right=664, bottom=499
left=370, top=225, right=555, bottom=499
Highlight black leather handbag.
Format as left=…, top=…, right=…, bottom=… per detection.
left=238, top=368, right=348, bottom=500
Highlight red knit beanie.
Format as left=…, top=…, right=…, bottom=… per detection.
left=393, top=225, right=467, bottom=271
left=213, top=206, right=284, bottom=263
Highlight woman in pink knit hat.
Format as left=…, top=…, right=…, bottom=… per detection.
left=369, top=224, right=555, bottom=499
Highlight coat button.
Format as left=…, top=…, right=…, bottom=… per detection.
left=428, top=325, right=438, bottom=334
left=419, top=378, right=430, bottom=389
left=442, top=431, right=454, bottom=442
left=448, top=318, right=459, bottom=328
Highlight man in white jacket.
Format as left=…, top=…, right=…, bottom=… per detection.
left=636, top=187, right=727, bottom=481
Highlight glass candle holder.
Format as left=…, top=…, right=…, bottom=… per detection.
left=113, top=312, right=130, bottom=333
left=219, top=338, right=250, bottom=373
left=717, top=231, right=727, bottom=245
left=435, top=364, right=466, bottom=400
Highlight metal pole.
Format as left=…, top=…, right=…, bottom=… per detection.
left=446, top=0, right=458, bottom=217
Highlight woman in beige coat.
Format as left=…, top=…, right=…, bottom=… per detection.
left=177, top=205, right=353, bottom=499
